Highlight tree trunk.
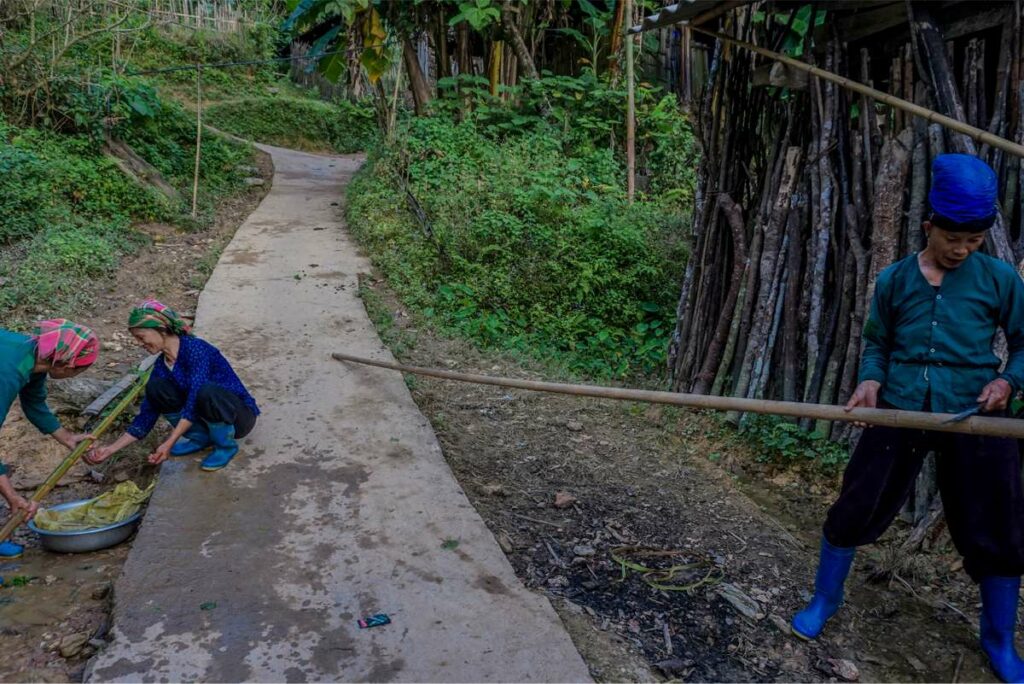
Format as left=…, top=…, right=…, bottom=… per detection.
left=456, top=21, right=471, bottom=75
left=906, top=83, right=929, bottom=255
left=693, top=194, right=748, bottom=395
left=804, top=59, right=838, bottom=402
left=735, top=146, right=802, bottom=403
left=781, top=190, right=806, bottom=403
left=502, top=2, right=540, bottom=82
left=402, top=36, right=431, bottom=115
left=434, top=7, right=451, bottom=81
left=867, top=129, right=913, bottom=299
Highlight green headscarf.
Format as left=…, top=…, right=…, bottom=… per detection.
left=127, top=299, right=193, bottom=336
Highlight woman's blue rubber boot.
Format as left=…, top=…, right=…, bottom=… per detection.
left=0, top=540, right=24, bottom=559
left=171, top=426, right=211, bottom=456
left=201, top=423, right=238, bottom=472
left=980, top=576, right=1024, bottom=683
left=163, top=413, right=211, bottom=456
left=791, top=538, right=856, bottom=640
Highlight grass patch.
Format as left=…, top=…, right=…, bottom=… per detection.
left=205, top=97, right=377, bottom=153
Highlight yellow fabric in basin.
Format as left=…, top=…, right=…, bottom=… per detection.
left=34, top=481, right=154, bottom=532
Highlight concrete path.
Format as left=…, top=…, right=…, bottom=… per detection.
left=86, top=146, right=590, bottom=683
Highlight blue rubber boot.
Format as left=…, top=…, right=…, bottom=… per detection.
left=980, top=576, right=1024, bottom=683
left=171, top=425, right=211, bottom=456
left=0, top=540, right=24, bottom=559
left=163, top=413, right=211, bottom=456
left=201, top=423, right=238, bottom=472
left=791, top=538, right=856, bottom=640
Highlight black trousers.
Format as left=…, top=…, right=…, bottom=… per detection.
left=823, top=410, right=1024, bottom=581
left=146, top=378, right=257, bottom=439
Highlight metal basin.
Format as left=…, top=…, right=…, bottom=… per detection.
left=27, top=499, right=142, bottom=553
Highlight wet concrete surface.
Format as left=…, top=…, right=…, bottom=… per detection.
left=85, top=145, right=591, bottom=682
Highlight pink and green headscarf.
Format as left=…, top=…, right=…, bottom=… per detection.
left=127, top=299, right=193, bottom=336
left=31, top=319, right=99, bottom=368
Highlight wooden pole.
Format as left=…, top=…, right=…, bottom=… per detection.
left=691, top=25, right=1024, bottom=160
left=191, top=64, right=202, bottom=218
left=332, top=352, right=1024, bottom=438
left=0, top=368, right=153, bottom=545
left=625, top=0, right=636, bottom=202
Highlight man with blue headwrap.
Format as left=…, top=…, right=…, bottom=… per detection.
left=790, top=154, right=1024, bottom=683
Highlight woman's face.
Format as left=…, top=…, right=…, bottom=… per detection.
left=131, top=327, right=166, bottom=354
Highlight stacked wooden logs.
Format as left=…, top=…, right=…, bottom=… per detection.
left=669, top=2, right=1024, bottom=442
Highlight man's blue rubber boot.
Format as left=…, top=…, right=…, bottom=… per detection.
left=980, top=576, right=1024, bottom=683
left=201, top=423, right=238, bottom=472
left=0, top=540, right=24, bottom=559
left=791, top=538, right=856, bottom=640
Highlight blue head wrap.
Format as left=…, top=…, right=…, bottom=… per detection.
left=928, top=153, right=998, bottom=231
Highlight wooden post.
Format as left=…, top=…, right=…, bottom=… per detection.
left=625, top=0, right=636, bottom=202
left=191, top=64, right=202, bottom=218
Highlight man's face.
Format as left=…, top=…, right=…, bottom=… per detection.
left=925, top=223, right=986, bottom=269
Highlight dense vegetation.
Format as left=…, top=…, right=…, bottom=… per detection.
left=347, top=77, right=697, bottom=378
left=0, top=4, right=277, bottom=324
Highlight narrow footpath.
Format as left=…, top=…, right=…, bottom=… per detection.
left=86, top=145, right=591, bottom=682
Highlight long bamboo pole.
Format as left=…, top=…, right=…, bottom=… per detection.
left=690, top=26, right=1024, bottom=160
left=191, top=64, right=203, bottom=218
left=332, top=352, right=1024, bottom=438
left=625, top=0, right=636, bottom=203
left=0, top=368, right=152, bottom=545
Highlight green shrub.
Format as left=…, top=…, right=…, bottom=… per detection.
left=347, top=111, right=691, bottom=378
left=204, top=97, right=377, bottom=152
left=739, top=415, right=849, bottom=468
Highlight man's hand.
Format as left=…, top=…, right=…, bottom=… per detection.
left=845, top=380, right=882, bottom=428
left=978, top=378, right=1013, bottom=412
left=148, top=440, right=175, bottom=466
left=8, top=494, right=39, bottom=521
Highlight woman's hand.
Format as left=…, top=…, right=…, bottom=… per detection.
left=51, top=427, right=95, bottom=450
left=845, top=380, right=881, bottom=428
left=978, top=378, right=1013, bottom=412
left=148, top=440, right=175, bottom=466
left=85, top=443, right=115, bottom=465
left=8, top=494, right=39, bottom=521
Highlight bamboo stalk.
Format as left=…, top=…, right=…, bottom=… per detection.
left=625, top=0, right=636, bottom=203
left=191, top=64, right=202, bottom=218
left=0, top=368, right=153, bottom=545
left=332, top=353, right=1024, bottom=438
left=691, top=26, right=1024, bottom=160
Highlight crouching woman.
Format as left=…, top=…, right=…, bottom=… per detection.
left=0, top=319, right=98, bottom=558
left=87, top=300, right=259, bottom=472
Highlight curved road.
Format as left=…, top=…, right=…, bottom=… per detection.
left=86, top=145, right=590, bottom=682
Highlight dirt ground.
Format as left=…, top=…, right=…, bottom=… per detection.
left=358, top=276, right=1000, bottom=684
left=0, top=148, right=272, bottom=683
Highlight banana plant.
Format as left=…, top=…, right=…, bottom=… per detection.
left=283, top=0, right=393, bottom=85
